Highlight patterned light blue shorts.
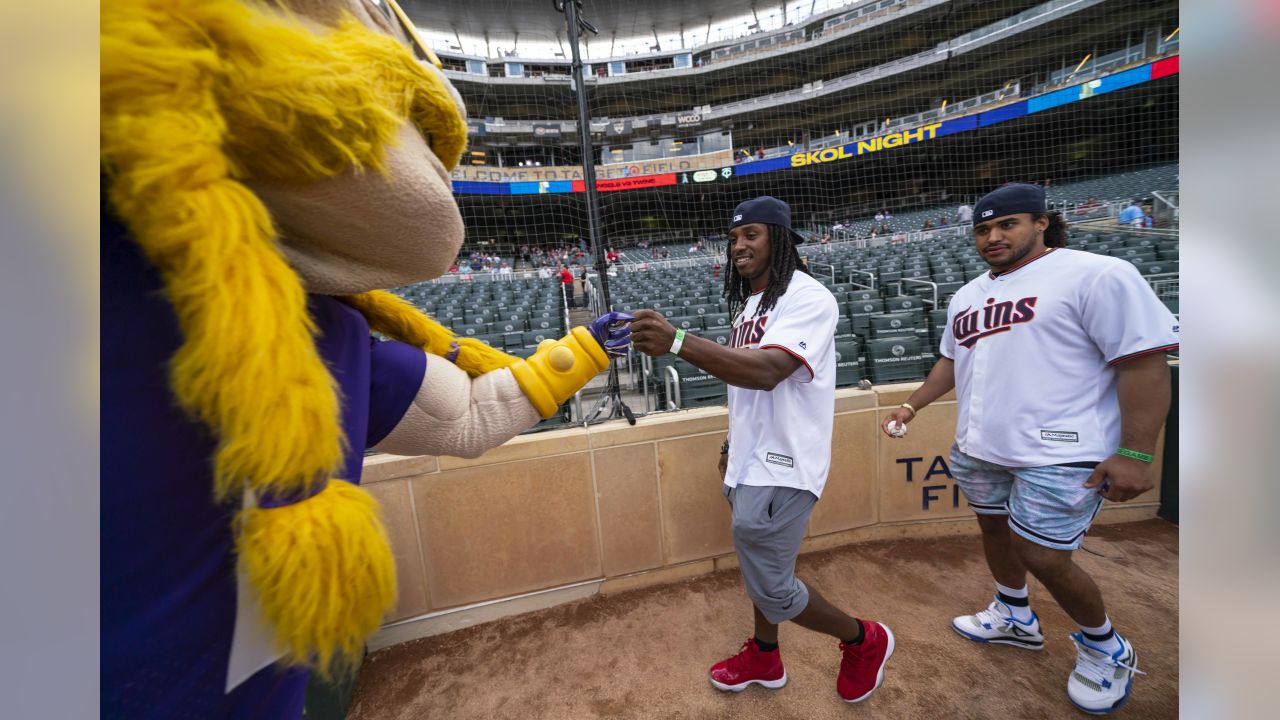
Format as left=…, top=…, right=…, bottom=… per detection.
left=949, top=446, right=1105, bottom=551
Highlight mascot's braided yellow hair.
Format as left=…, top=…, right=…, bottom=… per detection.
left=101, top=0, right=520, bottom=675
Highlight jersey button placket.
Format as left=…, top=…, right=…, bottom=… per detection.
left=967, top=283, right=1001, bottom=447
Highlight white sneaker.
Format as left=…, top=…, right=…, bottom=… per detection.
left=1067, top=632, right=1144, bottom=714
left=951, top=596, right=1044, bottom=650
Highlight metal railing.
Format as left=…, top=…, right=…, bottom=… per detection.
left=808, top=261, right=837, bottom=284
left=847, top=269, right=878, bottom=290
left=899, top=278, right=939, bottom=308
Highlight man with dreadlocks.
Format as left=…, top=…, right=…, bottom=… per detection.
left=630, top=196, right=895, bottom=704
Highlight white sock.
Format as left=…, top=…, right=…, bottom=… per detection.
left=1078, top=617, right=1123, bottom=655
left=994, top=582, right=1034, bottom=623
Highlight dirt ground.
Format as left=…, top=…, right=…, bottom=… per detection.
left=350, top=519, right=1178, bottom=719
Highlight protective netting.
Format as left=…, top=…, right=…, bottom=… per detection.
left=397, top=0, right=1180, bottom=422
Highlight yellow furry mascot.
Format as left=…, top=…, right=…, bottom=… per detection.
left=101, top=1, right=629, bottom=716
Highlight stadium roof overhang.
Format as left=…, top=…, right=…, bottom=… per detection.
left=401, top=0, right=797, bottom=56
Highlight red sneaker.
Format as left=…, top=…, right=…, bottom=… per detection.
left=837, top=620, right=895, bottom=703
left=708, top=638, right=787, bottom=692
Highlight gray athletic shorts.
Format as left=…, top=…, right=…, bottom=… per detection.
left=724, top=484, right=818, bottom=624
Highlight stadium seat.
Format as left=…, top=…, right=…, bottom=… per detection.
left=673, top=359, right=727, bottom=408
left=870, top=311, right=925, bottom=339
left=866, top=337, right=933, bottom=384
left=1135, top=260, right=1174, bottom=276
left=522, top=330, right=552, bottom=347
left=834, top=341, right=863, bottom=388
left=705, top=329, right=731, bottom=347
left=453, top=322, right=486, bottom=337
left=705, top=314, right=732, bottom=330
left=884, top=296, right=925, bottom=313
left=670, top=315, right=704, bottom=331
left=849, top=298, right=885, bottom=316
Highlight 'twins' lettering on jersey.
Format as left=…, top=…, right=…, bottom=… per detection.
left=952, top=296, right=1038, bottom=349
left=731, top=315, right=768, bottom=348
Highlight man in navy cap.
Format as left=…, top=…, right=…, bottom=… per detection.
left=630, top=196, right=896, bottom=704
left=879, top=183, right=1177, bottom=714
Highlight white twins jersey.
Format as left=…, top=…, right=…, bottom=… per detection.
left=725, top=271, right=838, bottom=498
left=940, top=248, right=1179, bottom=467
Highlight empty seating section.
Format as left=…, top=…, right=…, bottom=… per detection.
left=825, top=164, right=1178, bottom=239
left=610, top=225, right=1176, bottom=408
left=397, top=226, right=1176, bottom=414
left=392, top=278, right=567, bottom=358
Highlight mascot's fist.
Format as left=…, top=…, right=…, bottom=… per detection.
left=587, top=312, right=635, bottom=357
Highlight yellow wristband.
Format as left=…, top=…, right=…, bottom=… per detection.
left=900, top=402, right=916, bottom=417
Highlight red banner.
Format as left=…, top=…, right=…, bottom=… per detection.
left=1150, top=55, right=1179, bottom=80
left=574, top=173, right=678, bottom=193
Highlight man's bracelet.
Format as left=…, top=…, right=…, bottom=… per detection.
left=900, top=402, right=917, bottom=418
left=669, top=328, right=687, bottom=356
left=1115, top=447, right=1154, bottom=463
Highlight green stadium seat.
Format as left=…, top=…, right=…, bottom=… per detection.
left=670, top=315, right=704, bottom=331
left=834, top=341, right=863, bottom=388
left=705, top=314, right=732, bottom=330
left=674, top=359, right=727, bottom=408
left=884, top=296, right=925, bottom=313
left=491, top=318, right=526, bottom=334
left=866, top=337, right=933, bottom=384
left=1136, top=260, right=1175, bottom=276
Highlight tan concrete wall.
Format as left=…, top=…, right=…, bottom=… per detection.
left=364, top=383, right=1165, bottom=627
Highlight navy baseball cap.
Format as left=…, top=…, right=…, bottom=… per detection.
left=728, top=196, right=805, bottom=243
left=973, top=183, right=1046, bottom=226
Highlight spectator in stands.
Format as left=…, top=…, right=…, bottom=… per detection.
left=1141, top=204, right=1155, bottom=228
left=1118, top=200, right=1144, bottom=227
left=712, top=262, right=721, bottom=279
left=883, top=209, right=893, bottom=220
left=606, top=248, right=619, bottom=264
left=922, top=219, right=935, bottom=230
left=957, top=202, right=973, bottom=225
left=1076, top=196, right=1101, bottom=215
left=820, top=232, right=831, bottom=246
left=660, top=247, right=670, bottom=259
left=559, top=265, right=575, bottom=307
left=757, top=147, right=765, bottom=161
left=875, top=211, right=885, bottom=223
left=939, top=214, right=950, bottom=227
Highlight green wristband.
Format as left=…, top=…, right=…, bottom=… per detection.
left=669, top=328, right=687, bottom=356
left=1115, top=448, right=1154, bottom=463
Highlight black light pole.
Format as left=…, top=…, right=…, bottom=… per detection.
left=559, top=0, right=610, bottom=306
left=556, top=0, right=634, bottom=424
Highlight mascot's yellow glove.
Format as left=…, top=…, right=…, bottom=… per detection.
left=509, top=327, right=610, bottom=419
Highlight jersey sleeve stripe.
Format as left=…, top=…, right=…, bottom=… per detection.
left=760, top=344, right=814, bottom=382
left=1107, top=343, right=1179, bottom=366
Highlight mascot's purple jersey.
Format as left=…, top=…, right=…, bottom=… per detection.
left=101, top=201, right=426, bottom=718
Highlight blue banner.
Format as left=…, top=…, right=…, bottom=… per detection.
left=733, top=156, right=795, bottom=176
left=978, top=100, right=1028, bottom=127
left=936, top=114, right=979, bottom=137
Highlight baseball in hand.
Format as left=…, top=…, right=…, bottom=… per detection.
left=886, top=420, right=907, bottom=438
